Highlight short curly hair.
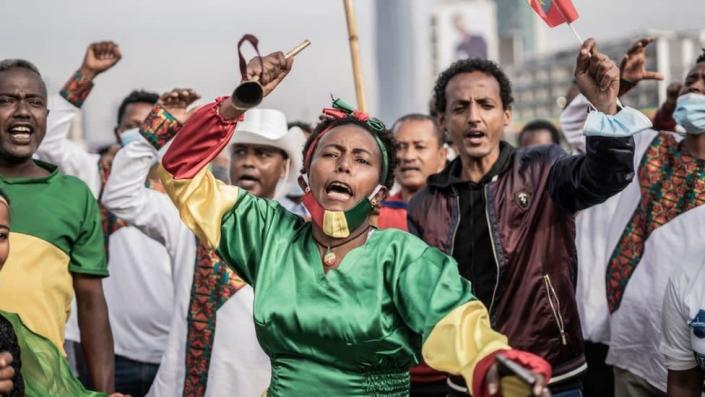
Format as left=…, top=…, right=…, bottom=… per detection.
left=433, top=58, right=514, bottom=114
left=0, top=59, right=41, bottom=76
left=302, top=118, right=397, bottom=189
left=288, top=121, right=313, bottom=135
left=519, top=119, right=561, bottom=145
left=391, top=113, right=444, bottom=148
left=0, top=59, right=45, bottom=97
left=117, top=90, right=159, bottom=125
left=697, top=49, right=705, bottom=64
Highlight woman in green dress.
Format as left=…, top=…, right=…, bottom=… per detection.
left=154, top=50, right=551, bottom=396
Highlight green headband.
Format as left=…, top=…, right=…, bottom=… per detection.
left=322, top=98, right=389, bottom=180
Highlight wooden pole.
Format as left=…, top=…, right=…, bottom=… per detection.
left=342, top=0, right=367, bottom=112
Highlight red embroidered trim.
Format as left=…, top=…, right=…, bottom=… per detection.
left=59, top=70, right=94, bottom=108
left=140, top=105, right=183, bottom=150
left=606, top=134, right=705, bottom=312
left=182, top=242, right=246, bottom=396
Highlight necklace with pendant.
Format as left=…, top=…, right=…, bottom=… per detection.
left=313, top=225, right=371, bottom=269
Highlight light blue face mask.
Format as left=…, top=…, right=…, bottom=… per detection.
left=674, top=93, right=705, bottom=135
left=119, top=128, right=142, bottom=146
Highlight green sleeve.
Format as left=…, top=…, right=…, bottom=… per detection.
left=68, top=189, right=108, bottom=277
left=216, top=192, right=301, bottom=287
left=392, top=246, right=476, bottom=342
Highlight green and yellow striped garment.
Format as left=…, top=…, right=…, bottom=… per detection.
left=0, top=160, right=107, bottom=396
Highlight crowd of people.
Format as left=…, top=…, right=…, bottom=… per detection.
left=0, top=28, right=703, bottom=397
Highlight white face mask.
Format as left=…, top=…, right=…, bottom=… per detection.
left=674, top=93, right=705, bottom=135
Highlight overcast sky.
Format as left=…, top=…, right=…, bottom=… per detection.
left=1, top=0, right=378, bottom=145
left=1, top=0, right=702, bottom=145
left=540, top=0, right=704, bottom=51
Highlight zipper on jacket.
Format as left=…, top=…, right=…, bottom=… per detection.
left=543, top=274, right=567, bottom=346
left=448, top=187, right=461, bottom=255
left=483, top=184, right=501, bottom=314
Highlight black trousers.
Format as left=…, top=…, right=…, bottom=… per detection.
left=411, top=379, right=450, bottom=397
left=583, top=341, right=614, bottom=397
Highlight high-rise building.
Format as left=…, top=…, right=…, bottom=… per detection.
left=375, top=0, right=434, bottom=124
left=374, top=1, right=704, bottom=128
left=506, top=30, right=705, bottom=124
left=495, top=0, right=546, bottom=65
left=375, top=0, right=502, bottom=122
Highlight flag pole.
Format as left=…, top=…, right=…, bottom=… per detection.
left=342, top=0, right=367, bottom=112
left=553, top=3, right=584, bottom=45
left=567, top=23, right=583, bottom=44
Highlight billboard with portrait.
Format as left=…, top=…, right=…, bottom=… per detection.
left=431, top=0, right=499, bottom=76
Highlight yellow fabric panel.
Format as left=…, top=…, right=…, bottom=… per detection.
left=322, top=210, right=350, bottom=238
left=158, top=164, right=239, bottom=248
left=422, top=300, right=511, bottom=394
left=0, top=232, right=73, bottom=354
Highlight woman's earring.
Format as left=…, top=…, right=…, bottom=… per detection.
left=298, top=174, right=311, bottom=193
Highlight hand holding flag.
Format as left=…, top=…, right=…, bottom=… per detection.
left=575, top=39, right=620, bottom=115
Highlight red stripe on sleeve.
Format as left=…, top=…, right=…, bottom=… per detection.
left=161, top=96, right=239, bottom=180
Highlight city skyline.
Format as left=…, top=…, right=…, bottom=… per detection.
left=2, top=0, right=702, bottom=144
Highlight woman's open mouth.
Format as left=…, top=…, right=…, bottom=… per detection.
left=325, top=181, right=354, bottom=202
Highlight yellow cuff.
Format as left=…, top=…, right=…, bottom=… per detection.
left=422, top=300, right=510, bottom=393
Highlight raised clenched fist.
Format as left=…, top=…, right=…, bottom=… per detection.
left=80, top=41, right=122, bottom=79
left=158, top=88, right=202, bottom=124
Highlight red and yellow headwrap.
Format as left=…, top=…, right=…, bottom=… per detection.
left=303, top=98, right=388, bottom=178
left=301, top=98, right=389, bottom=238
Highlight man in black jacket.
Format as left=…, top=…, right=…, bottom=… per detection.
left=408, top=39, right=652, bottom=396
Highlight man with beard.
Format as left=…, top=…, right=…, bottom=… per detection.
left=408, top=39, right=652, bottom=396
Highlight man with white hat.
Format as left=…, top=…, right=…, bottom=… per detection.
left=102, top=92, right=306, bottom=396
left=230, top=108, right=305, bottom=203
left=281, top=125, right=310, bottom=218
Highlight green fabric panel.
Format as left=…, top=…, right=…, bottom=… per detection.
left=215, top=191, right=476, bottom=395
left=217, top=189, right=302, bottom=286
left=0, top=161, right=107, bottom=276
left=0, top=311, right=106, bottom=397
